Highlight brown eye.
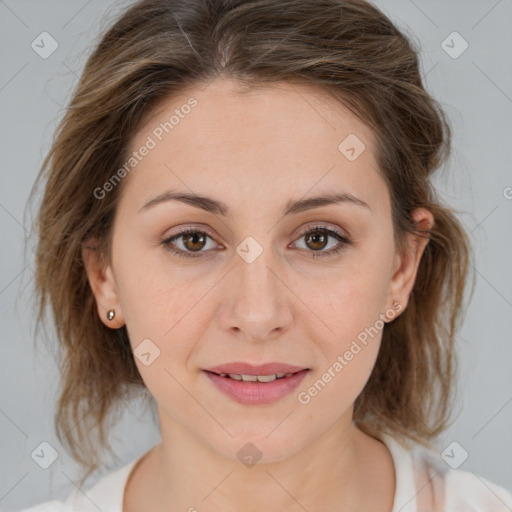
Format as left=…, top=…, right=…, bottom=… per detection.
left=182, top=232, right=207, bottom=252
left=304, top=230, right=329, bottom=251
left=162, top=228, right=218, bottom=258
left=292, top=225, right=352, bottom=259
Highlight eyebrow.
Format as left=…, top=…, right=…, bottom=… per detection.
left=138, top=190, right=371, bottom=216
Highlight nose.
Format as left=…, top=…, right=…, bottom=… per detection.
left=217, top=247, right=294, bottom=342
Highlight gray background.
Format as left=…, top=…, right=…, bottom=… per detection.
left=1, top=0, right=511, bottom=509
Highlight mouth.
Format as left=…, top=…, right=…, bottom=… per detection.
left=202, top=363, right=310, bottom=405
left=205, top=361, right=309, bottom=376
left=205, top=371, right=299, bottom=383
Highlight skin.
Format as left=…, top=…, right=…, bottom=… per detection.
left=83, top=78, right=433, bottom=512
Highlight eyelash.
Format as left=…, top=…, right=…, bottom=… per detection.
left=161, top=225, right=352, bottom=260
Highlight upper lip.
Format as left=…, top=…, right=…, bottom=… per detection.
left=205, top=362, right=309, bottom=376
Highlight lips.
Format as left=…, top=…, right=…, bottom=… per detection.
left=203, top=362, right=310, bottom=405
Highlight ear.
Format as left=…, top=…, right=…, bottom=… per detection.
left=81, top=240, right=125, bottom=329
left=385, top=207, right=434, bottom=317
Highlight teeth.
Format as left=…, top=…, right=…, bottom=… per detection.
left=255, top=374, right=277, bottom=383
left=240, top=374, right=258, bottom=382
left=218, top=372, right=295, bottom=382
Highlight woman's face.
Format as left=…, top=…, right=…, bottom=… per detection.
left=86, top=78, right=430, bottom=462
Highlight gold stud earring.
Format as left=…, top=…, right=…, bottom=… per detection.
left=107, top=309, right=116, bottom=321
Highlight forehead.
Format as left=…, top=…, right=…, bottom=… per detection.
left=122, top=78, right=387, bottom=217
left=133, top=77, right=376, bottom=155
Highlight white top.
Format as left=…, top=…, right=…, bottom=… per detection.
left=19, top=433, right=512, bottom=512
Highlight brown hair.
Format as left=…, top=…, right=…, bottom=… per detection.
left=31, top=0, right=474, bottom=485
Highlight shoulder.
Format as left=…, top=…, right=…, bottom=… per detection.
left=413, top=443, right=512, bottom=511
left=19, top=455, right=142, bottom=512
left=444, top=466, right=512, bottom=511
left=377, top=432, right=512, bottom=512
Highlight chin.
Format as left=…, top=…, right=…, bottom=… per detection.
left=207, top=426, right=306, bottom=465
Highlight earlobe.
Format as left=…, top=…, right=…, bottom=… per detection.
left=81, top=242, right=125, bottom=329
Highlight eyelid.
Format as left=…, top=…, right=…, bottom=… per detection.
left=294, top=221, right=350, bottom=240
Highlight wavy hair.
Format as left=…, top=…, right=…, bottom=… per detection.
left=31, top=0, right=474, bottom=485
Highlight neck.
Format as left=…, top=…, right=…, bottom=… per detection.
left=132, top=410, right=394, bottom=512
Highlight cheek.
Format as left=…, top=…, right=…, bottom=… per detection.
left=119, top=273, right=207, bottom=361
left=304, top=258, right=392, bottom=339
left=117, top=267, right=202, bottom=405
left=113, top=235, right=197, bottom=336
left=297, top=280, right=386, bottom=412
left=114, top=247, right=216, bottom=384
left=297, top=245, right=392, bottom=385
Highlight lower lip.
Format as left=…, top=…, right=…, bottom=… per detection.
left=204, top=369, right=309, bottom=405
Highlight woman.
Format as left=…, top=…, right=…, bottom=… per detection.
left=23, top=0, right=512, bottom=511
